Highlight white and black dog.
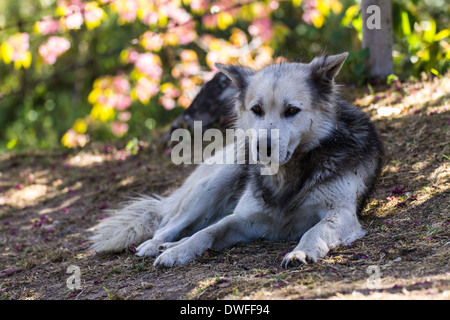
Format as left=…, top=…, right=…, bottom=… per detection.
left=90, top=53, right=383, bottom=268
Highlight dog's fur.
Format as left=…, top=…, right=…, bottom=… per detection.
left=90, top=53, right=383, bottom=268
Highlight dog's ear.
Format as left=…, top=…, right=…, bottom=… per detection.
left=309, top=52, right=348, bottom=82
left=215, top=63, right=255, bottom=90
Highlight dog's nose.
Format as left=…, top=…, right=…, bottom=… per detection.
left=257, top=139, right=272, bottom=158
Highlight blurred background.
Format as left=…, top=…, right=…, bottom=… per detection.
left=0, top=0, right=448, bottom=152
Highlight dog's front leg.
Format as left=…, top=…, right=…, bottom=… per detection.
left=153, top=190, right=266, bottom=267
left=153, top=214, right=263, bottom=267
left=282, top=208, right=366, bottom=268
left=135, top=162, right=245, bottom=258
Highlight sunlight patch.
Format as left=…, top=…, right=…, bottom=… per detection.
left=66, top=152, right=104, bottom=167
left=9, top=184, right=47, bottom=205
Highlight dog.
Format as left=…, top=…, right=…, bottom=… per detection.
left=89, top=52, right=383, bottom=268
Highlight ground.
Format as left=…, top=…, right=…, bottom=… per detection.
left=0, top=74, right=449, bottom=300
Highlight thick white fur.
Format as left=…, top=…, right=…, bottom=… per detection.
left=89, top=195, right=163, bottom=253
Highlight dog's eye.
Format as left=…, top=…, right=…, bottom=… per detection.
left=251, top=105, right=263, bottom=116
left=285, top=106, right=301, bottom=117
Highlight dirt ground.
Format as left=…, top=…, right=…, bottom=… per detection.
left=0, top=74, right=449, bottom=300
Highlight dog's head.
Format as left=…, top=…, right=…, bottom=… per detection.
left=216, top=52, right=348, bottom=165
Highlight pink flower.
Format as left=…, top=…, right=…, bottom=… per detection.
left=39, top=36, right=71, bottom=65
left=114, top=94, right=132, bottom=110
left=1, top=33, right=30, bottom=66
left=135, top=77, right=160, bottom=103
left=112, top=0, right=139, bottom=22
left=160, top=96, right=176, bottom=110
left=112, top=75, right=130, bottom=94
left=89, top=74, right=132, bottom=110
left=118, top=111, right=131, bottom=122
left=111, top=122, right=128, bottom=136
left=248, top=18, right=273, bottom=43
left=127, top=50, right=140, bottom=63
left=135, top=53, right=162, bottom=80
left=61, top=129, right=90, bottom=148
left=302, top=0, right=319, bottom=25
left=189, top=0, right=209, bottom=13
left=140, top=31, right=164, bottom=51
left=35, top=17, right=60, bottom=34
left=64, top=6, right=84, bottom=29
left=202, top=14, right=217, bottom=28
left=139, top=7, right=159, bottom=25
left=167, top=6, right=191, bottom=25
left=84, top=2, right=104, bottom=28
left=161, top=83, right=181, bottom=99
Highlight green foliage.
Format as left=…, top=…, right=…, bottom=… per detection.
left=391, top=0, right=450, bottom=77
left=343, top=48, right=370, bottom=84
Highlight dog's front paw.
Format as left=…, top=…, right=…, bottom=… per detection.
left=135, top=239, right=163, bottom=257
left=281, top=250, right=316, bottom=269
left=153, top=247, right=196, bottom=268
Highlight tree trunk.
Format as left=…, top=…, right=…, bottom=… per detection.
left=361, top=0, right=394, bottom=79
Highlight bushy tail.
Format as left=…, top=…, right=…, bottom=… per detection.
left=89, top=195, right=163, bottom=253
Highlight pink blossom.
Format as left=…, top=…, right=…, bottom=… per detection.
left=172, top=49, right=201, bottom=77
left=166, top=6, right=191, bottom=25
left=114, top=94, right=132, bottom=110
left=161, top=84, right=180, bottom=99
left=189, top=0, right=209, bottom=12
left=160, top=96, right=176, bottom=110
left=269, top=0, right=279, bottom=10
left=135, top=53, right=162, bottom=80
left=173, top=21, right=197, bottom=45
left=118, top=111, right=131, bottom=122
left=140, top=31, right=164, bottom=51
left=180, top=77, right=196, bottom=91
left=39, top=36, right=71, bottom=65
left=301, top=0, right=323, bottom=26
left=113, top=0, right=138, bottom=22
left=90, top=74, right=132, bottom=110
left=84, top=2, right=104, bottom=27
left=112, top=75, right=130, bottom=94
left=35, top=17, right=60, bottom=34
left=202, top=14, right=217, bottom=28
left=61, top=2, right=84, bottom=29
left=111, top=122, right=128, bottom=136
left=124, top=49, right=139, bottom=63
left=4, top=33, right=30, bottom=62
left=62, top=129, right=90, bottom=147
left=248, top=18, right=273, bottom=43
left=135, top=77, right=160, bottom=103
left=139, top=7, right=159, bottom=25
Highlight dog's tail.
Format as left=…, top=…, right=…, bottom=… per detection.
left=89, top=195, right=163, bottom=253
